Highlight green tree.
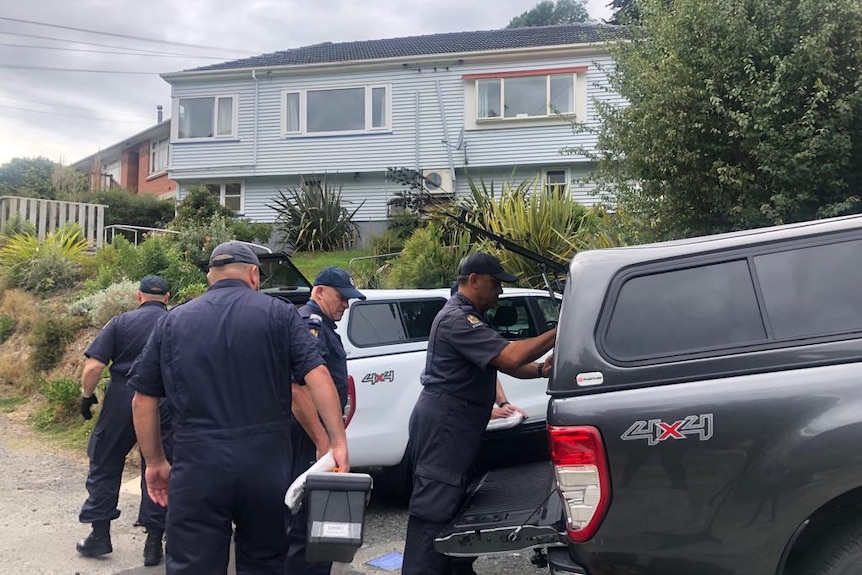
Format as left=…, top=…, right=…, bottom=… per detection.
left=591, top=0, right=862, bottom=240
left=608, top=0, right=641, bottom=24
left=0, top=157, right=60, bottom=199
left=506, top=0, right=590, bottom=28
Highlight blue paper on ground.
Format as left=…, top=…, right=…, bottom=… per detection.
left=366, top=552, right=404, bottom=571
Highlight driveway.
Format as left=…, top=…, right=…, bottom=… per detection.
left=0, top=412, right=548, bottom=575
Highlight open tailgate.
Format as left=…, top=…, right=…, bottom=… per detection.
left=435, top=461, right=567, bottom=557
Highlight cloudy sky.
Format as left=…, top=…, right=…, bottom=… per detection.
left=0, top=0, right=613, bottom=167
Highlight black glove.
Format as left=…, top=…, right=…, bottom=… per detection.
left=80, top=394, right=99, bottom=420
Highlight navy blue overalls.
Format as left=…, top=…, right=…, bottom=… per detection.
left=79, top=300, right=173, bottom=531
left=128, top=278, right=325, bottom=575
left=402, top=293, right=508, bottom=575
left=286, top=300, right=349, bottom=575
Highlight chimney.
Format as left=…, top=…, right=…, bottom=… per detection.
left=157, top=105, right=163, bottom=123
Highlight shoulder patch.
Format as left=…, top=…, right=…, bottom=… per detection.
left=309, top=328, right=319, bottom=337
left=308, top=313, right=323, bottom=324
left=465, top=314, right=485, bottom=329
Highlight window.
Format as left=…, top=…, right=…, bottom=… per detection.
left=544, top=169, right=568, bottom=195
left=283, top=85, right=390, bottom=135
left=150, top=138, right=169, bottom=174
left=536, top=297, right=560, bottom=330
left=477, top=73, right=574, bottom=120
left=488, top=298, right=535, bottom=339
left=177, top=95, right=236, bottom=139
left=348, top=298, right=446, bottom=347
left=754, top=239, right=862, bottom=339
left=203, top=182, right=243, bottom=212
left=604, top=260, right=767, bottom=359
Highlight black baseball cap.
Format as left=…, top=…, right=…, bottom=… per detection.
left=314, top=267, right=366, bottom=300
left=209, top=241, right=262, bottom=268
left=139, top=275, right=169, bottom=295
left=457, top=252, right=518, bottom=283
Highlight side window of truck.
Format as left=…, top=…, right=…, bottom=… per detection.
left=603, top=259, right=766, bottom=360
left=753, top=238, right=862, bottom=338
left=488, top=298, right=534, bottom=339
left=348, top=298, right=446, bottom=347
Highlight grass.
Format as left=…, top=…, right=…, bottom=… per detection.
left=289, top=248, right=374, bottom=282
left=0, top=396, right=26, bottom=412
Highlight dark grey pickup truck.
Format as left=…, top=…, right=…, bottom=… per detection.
left=436, top=214, right=862, bottom=575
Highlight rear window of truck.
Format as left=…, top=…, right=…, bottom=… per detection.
left=601, top=235, right=862, bottom=362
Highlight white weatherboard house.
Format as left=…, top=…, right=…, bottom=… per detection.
left=161, top=24, right=626, bottom=243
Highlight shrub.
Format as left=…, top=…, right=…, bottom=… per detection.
left=0, top=314, right=14, bottom=343
left=172, top=214, right=235, bottom=264
left=76, top=189, right=175, bottom=229
left=171, top=185, right=234, bottom=228
left=269, top=175, right=364, bottom=252
left=32, top=377, right=81, bottom=428
left=174, top=282, right=208, bottom=303
left=91, top=235, right=208, bottom=300
left=455, top=176, right=625, bottom=288
left=0, top=214, right=36, bottom=240
left=69, top=280, right=138, bottom=327
left=0, top=227, right=88, bottom=293
left=386, top=224, right=471, bottom=288
left=230, top=218, right=273, bottom=245
left=29, top=315, right=83, bottom=372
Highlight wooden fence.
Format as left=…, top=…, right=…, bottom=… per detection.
left=0, top=196, right=107, bottom=249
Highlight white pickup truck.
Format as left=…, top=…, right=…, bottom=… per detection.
left=336, top=287, right=559, bottom=474
left=244, top=253, right=559, bottom=479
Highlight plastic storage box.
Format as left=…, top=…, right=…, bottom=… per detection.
left=304, top=471, right=373, bottom=563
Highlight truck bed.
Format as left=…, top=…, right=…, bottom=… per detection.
left=435, top=461, right=566, bottom=557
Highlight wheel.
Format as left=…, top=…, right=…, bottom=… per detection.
left=795, top=518, right=862, bottom=575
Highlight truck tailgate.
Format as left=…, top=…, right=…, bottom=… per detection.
left=435, top=462, right=566, bottom=557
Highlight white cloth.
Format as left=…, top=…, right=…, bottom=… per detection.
left=284, top=450, right=336, bottom=512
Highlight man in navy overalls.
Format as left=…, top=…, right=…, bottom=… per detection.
left=129, top=241, right=349, bottom=575
left=287, top=266, right=365, bottom=575
left=402, top=253, right=556, bottom=575
left=76, top=275, right=173, bottom=567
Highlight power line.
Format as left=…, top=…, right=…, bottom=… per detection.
left=0, top=16, right=258, bottom=54
left=0, top=30, right=239, bottom=58
left=0, top=42, right=228, bottom=59
left=0, top=64, right=160, bottom=74
left=0, top=94, right=158, bottom=117
left=0, top=103, right=152, bottom=124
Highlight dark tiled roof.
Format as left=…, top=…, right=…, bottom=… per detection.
left=185, top=24, right=626, bottom=73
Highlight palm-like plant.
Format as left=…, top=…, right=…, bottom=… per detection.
left=269, top=175, right=364, bottom=252
left=457, top=176, right=624, bottom=288
left=0, top=226, right=89, bottom=292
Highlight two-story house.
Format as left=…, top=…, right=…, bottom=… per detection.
left=162, top=24, right=625, bottom=241
left=72, top=114, right=176, bottom=199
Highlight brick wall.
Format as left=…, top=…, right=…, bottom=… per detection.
left=136, top=141, right=176, bottom=197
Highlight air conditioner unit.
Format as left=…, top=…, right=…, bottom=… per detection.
left=421, top=169, right=454, bottom=197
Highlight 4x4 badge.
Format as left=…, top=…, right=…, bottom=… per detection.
left=362, top=370, right=394, bottom=385
left=621, top=414, right=713, bottom=446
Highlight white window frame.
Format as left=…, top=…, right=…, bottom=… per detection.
left=173, top=94, right=239, bottom=142
left=202, top=181, right=245, bottom=213
left=476, top=74, right=576, bottom=121
left=543, top=168, right=569, bottom=195
left=281, top=84, right=391, bottom=137
left=149, top=137, right=169, bottom=175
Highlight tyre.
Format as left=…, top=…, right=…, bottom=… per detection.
left=795, top=518, right=862, bottom=575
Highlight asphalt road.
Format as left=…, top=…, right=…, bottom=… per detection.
left=0, top=412, right=550, bottom=575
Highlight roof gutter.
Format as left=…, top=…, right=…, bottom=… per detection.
left=160, top=42, right=614, bottom=83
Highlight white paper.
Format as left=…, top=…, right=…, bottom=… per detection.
left=284, top=450, right=336, bottom=512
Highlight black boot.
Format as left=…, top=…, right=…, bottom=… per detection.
left=143, top=528, right=164, bottom=567
left=76, top=520, right=112, bottom=557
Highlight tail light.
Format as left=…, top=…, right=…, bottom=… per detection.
left=343, top=375, right=356, bottom=428
left=548, top=425, right=611, bottom=543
